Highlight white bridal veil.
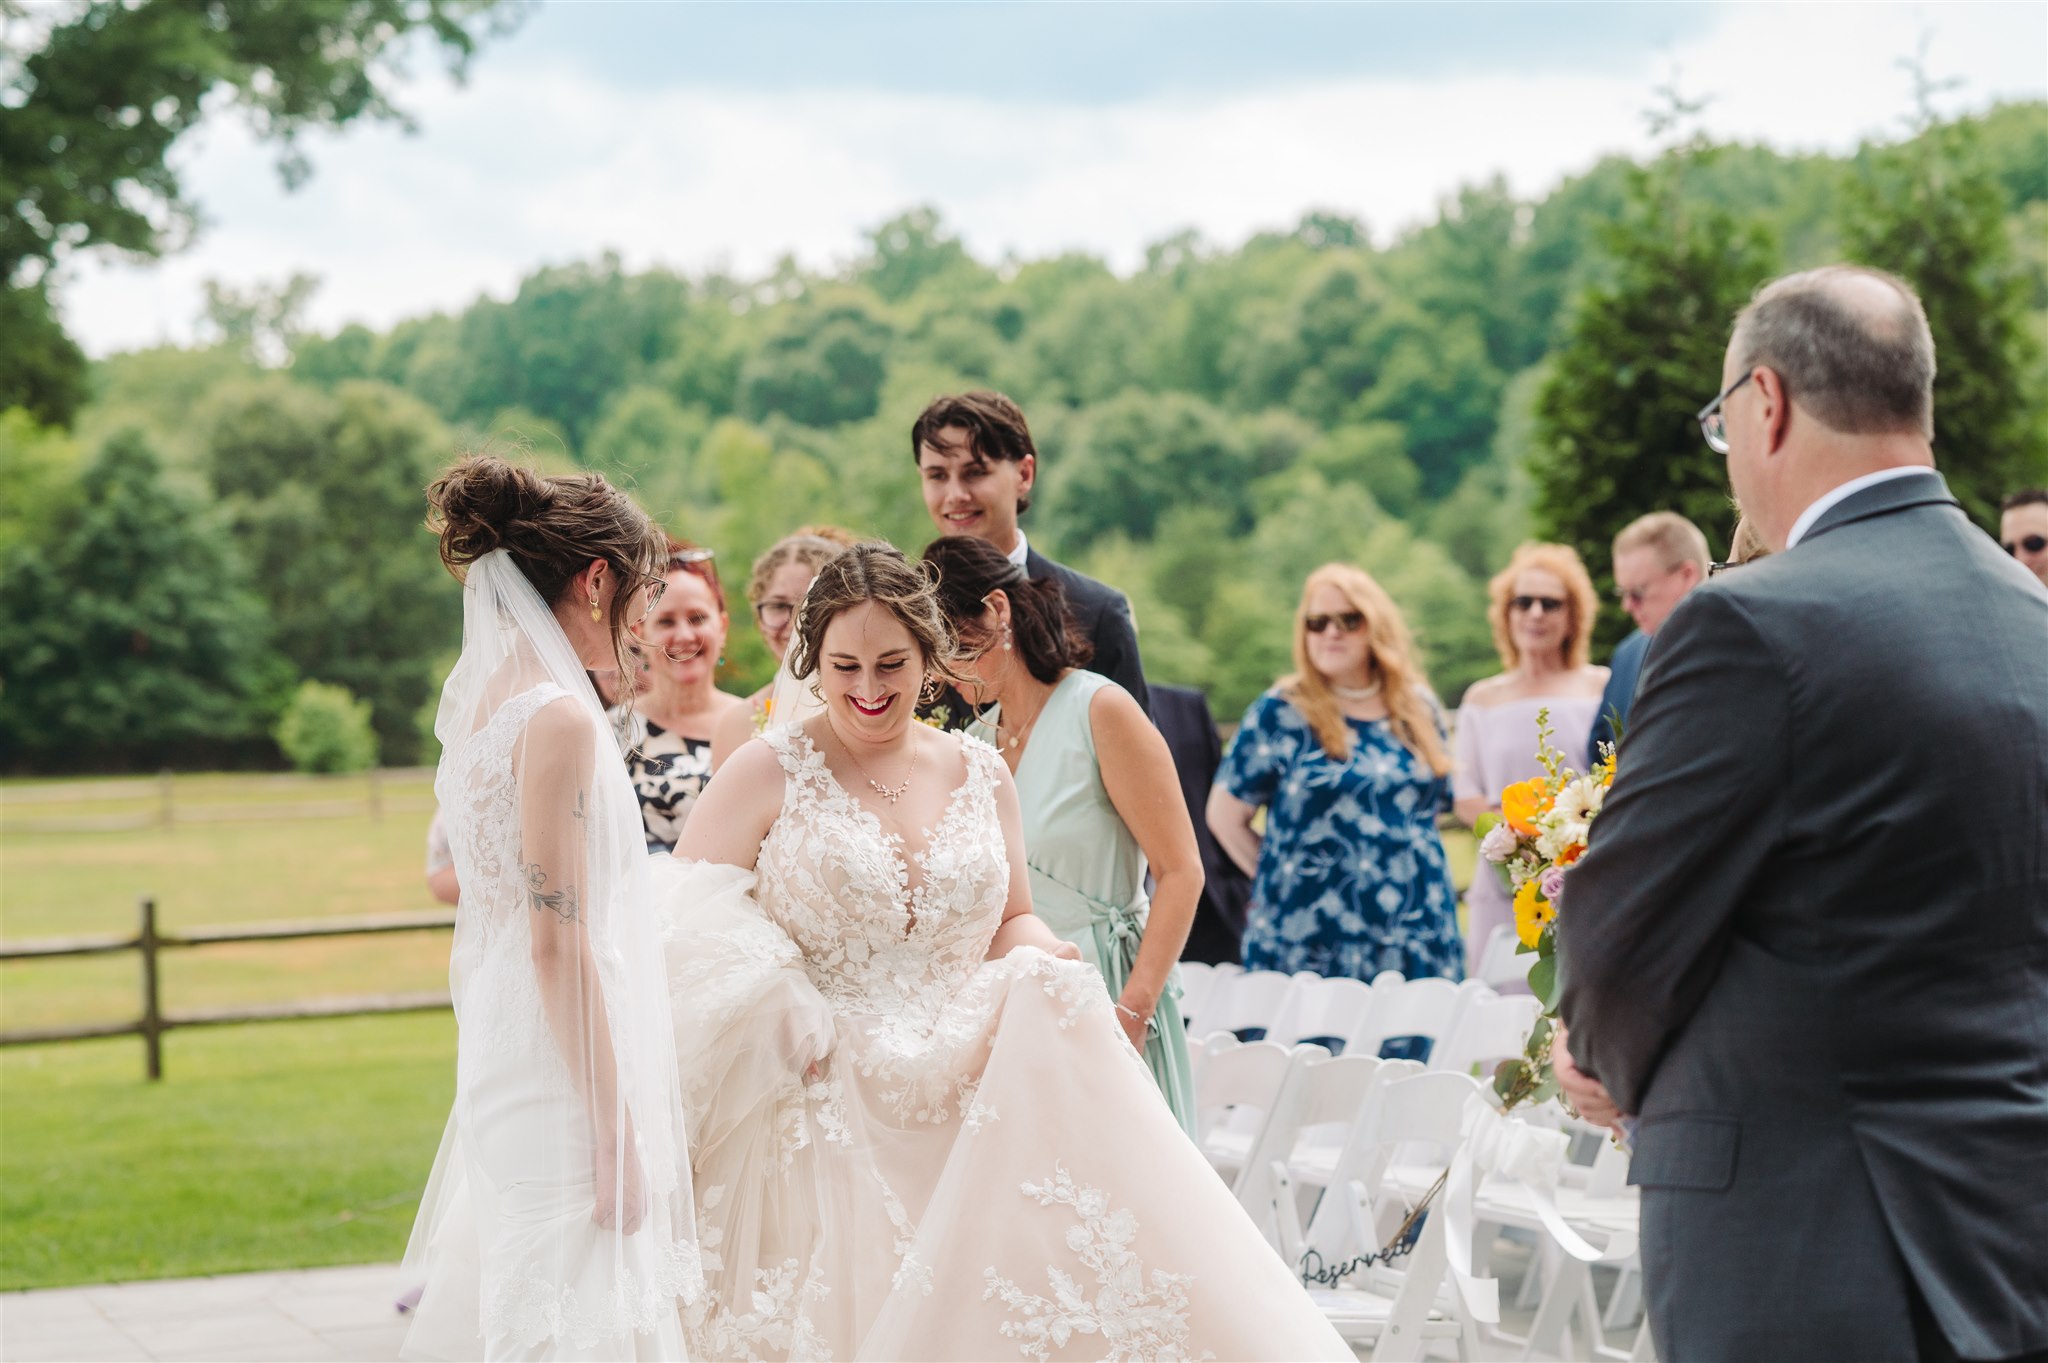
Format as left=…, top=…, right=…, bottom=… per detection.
left=400, top=550, right=698, bottom=1360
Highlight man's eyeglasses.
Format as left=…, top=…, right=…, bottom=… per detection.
left=2004, top=535, right=2048, bottom=557
left=1617, top=563, right=1681, bottom=608
left=1304, top=611, right=1366, bottom=635
left=1696, top=371, right=1755, bottom=454
left=1509, top=595, right=1567, bottom=616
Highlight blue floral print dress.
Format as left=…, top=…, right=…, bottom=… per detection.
left=1218, top=690, right=1464, bottom=984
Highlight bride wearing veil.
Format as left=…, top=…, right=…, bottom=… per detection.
left=401, top=457, right=700, bottom=1361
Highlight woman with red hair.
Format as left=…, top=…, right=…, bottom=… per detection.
left=1451, top=542, right=1608, bottom=975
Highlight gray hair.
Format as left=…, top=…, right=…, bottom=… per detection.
left=1613, top=511, right=1711, bottom=574
left=1730, top=265, right=1936, bottom=440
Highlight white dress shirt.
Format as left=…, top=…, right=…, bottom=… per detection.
left=1784, top=466, right=1938, bottom=550
left=1006, top=530, right=1030, bottom=570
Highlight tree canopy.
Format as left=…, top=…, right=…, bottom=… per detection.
left=4, top=98, right=2044, bottom=773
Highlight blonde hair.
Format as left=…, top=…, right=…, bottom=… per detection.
left=1730, top=516, right=1772, bottom=565
left=1280, top=564, right=1450, bottom=776
left=1612, top=511, right=1710, bottom=575
left=745, top=530, right=851, bottom=606
left=1486, top=543, right=1599, bottom=671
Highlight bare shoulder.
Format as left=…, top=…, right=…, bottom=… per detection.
left=1576, top=665, right=1612, bottom=695
left=716, top=734, right=788, bottom=790
left=1086, top=678, right=1148, bottom=732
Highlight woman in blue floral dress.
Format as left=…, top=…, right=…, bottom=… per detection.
left=1208, top=564, right=1465, bottom=993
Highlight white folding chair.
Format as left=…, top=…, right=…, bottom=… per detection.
left=1266, top=974, right=1375, bottom=1053
left=1431, top=992, right=1542, bottom=1078
left=1206, top=968, right=1300, bottom=1041
left=1235, top=1051, right=1390, bottom=1255
left=1475, top=924, right=1537, bottom=991
left=1354, top=971, right=1473, bottom=1063
left=1190, top=1038, right=1295, bottom=1180
left=1303, top=1070, right=1494, bottom=1361
left=1176, top=960, right=1216, bottom=1032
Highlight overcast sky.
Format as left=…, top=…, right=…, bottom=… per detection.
left=56, top=1, right=2048, bottom=357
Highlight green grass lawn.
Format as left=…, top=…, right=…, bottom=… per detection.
left=0, top=1013, right=454, bottom=1291
left=2, top=772, right=451, bottom=1032
left=2, top=773, right=458, bottom=1289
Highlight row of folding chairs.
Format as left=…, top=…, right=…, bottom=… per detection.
left=1179, top=976, right=1651, bottom=1360
left=1178, top=962, right=1541, bottom=1077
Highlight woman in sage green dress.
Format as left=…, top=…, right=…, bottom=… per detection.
left=924, top=535, right=1201, bottom=1135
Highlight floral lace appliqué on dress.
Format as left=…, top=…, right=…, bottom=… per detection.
left=983, top=1165, right=1214, bottom=1363
left=658, top=725, right=1354, bottom=1362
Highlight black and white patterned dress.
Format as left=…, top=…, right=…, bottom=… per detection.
left=623, top=717, right=715, bottom=853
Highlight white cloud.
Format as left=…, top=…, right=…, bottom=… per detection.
left=57, top=1, right=2046, bottom=356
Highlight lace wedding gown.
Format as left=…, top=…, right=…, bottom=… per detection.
left=656, top=726, right=1351, bottom=1361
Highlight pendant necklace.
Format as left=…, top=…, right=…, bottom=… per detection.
left=994, top=688, right=1050, bottom=753
left=832, top=723, right=918, bottom=805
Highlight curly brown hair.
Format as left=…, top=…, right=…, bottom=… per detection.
left=784, top=541, right=973, bottom=696
left=425, top=453, right=666, bottom=694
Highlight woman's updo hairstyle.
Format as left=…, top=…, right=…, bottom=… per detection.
left=784, top=541, right=972, bottom=695
left=426, top=454, right=667, bottom=690
left=921, top=535, right=1092, bottom=686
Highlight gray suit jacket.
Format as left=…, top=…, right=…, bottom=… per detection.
left=1560, top=472, right=2048, bottom=1362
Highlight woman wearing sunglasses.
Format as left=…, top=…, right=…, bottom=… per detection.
left=1207, top=565, right=1464, bottom=1012
left=1451, top=542, right=1607, bottom=976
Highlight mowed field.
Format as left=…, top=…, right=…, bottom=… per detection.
left=0, top=772, right=457, bottom=1290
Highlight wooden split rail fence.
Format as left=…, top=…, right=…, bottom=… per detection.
left=0, top=897, right=455, bottom=1080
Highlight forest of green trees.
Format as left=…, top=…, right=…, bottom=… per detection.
left=3, top=97, right=2043, bottom=773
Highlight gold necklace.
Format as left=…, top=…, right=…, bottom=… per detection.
left=830, top=722, right=918, bottom=805
left=993, top=685, right=1051, bottom=753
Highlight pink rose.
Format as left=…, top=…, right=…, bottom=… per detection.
left=1539, top=865, right=1567, bottom=904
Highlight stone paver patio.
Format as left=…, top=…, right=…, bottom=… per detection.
left=0, top=1263, right=406, bottom=1363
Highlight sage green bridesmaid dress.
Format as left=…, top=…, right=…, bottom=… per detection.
left=972, top=669, right=1199, bottom=1136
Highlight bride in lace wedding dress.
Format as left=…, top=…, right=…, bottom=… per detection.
left=401, top=460, right=699, bottom=1361
left=658, top=543, right=1350, bottom=1361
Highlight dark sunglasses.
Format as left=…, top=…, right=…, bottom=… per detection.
left=1304, top=611, right=1365, bottom=635
left=1509, top=595, right=1568, bottom=616
left=2005, top=535, right=2048, bottom=556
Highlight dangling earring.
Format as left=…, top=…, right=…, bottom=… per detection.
left=1002, top=626, right=1013, bottom=652
left=589, top=593, right=602, bottom=622
left=919, top=674, right=943, bottom=706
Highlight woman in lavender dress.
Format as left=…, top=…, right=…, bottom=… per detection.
left=1452, top=542, right=1608, bottom=975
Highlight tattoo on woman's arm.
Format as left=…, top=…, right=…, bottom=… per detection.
left=522, top=863, right=579, bottom=922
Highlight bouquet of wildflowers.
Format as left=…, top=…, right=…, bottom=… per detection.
left=1474, top=708, right=1616, bottom=1108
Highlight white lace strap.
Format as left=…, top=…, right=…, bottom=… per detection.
left=762, top=725, right=833, bottom=803
left=957, top=730, right=1003, bottom=805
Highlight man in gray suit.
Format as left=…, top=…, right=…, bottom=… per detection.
left=1555, top=266, right=2048, bottom=1362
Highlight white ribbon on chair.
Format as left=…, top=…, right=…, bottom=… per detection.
left=1442, top=1095, right=1639, bottom=1323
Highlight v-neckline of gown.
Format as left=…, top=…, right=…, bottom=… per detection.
left=795, top=724, right=977, bottom=933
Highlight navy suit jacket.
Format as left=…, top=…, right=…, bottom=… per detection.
left=1587, top=629, right=1648, bottom=757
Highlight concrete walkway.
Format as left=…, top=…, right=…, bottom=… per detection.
left=0, top=1263, right=406, bottom=1363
